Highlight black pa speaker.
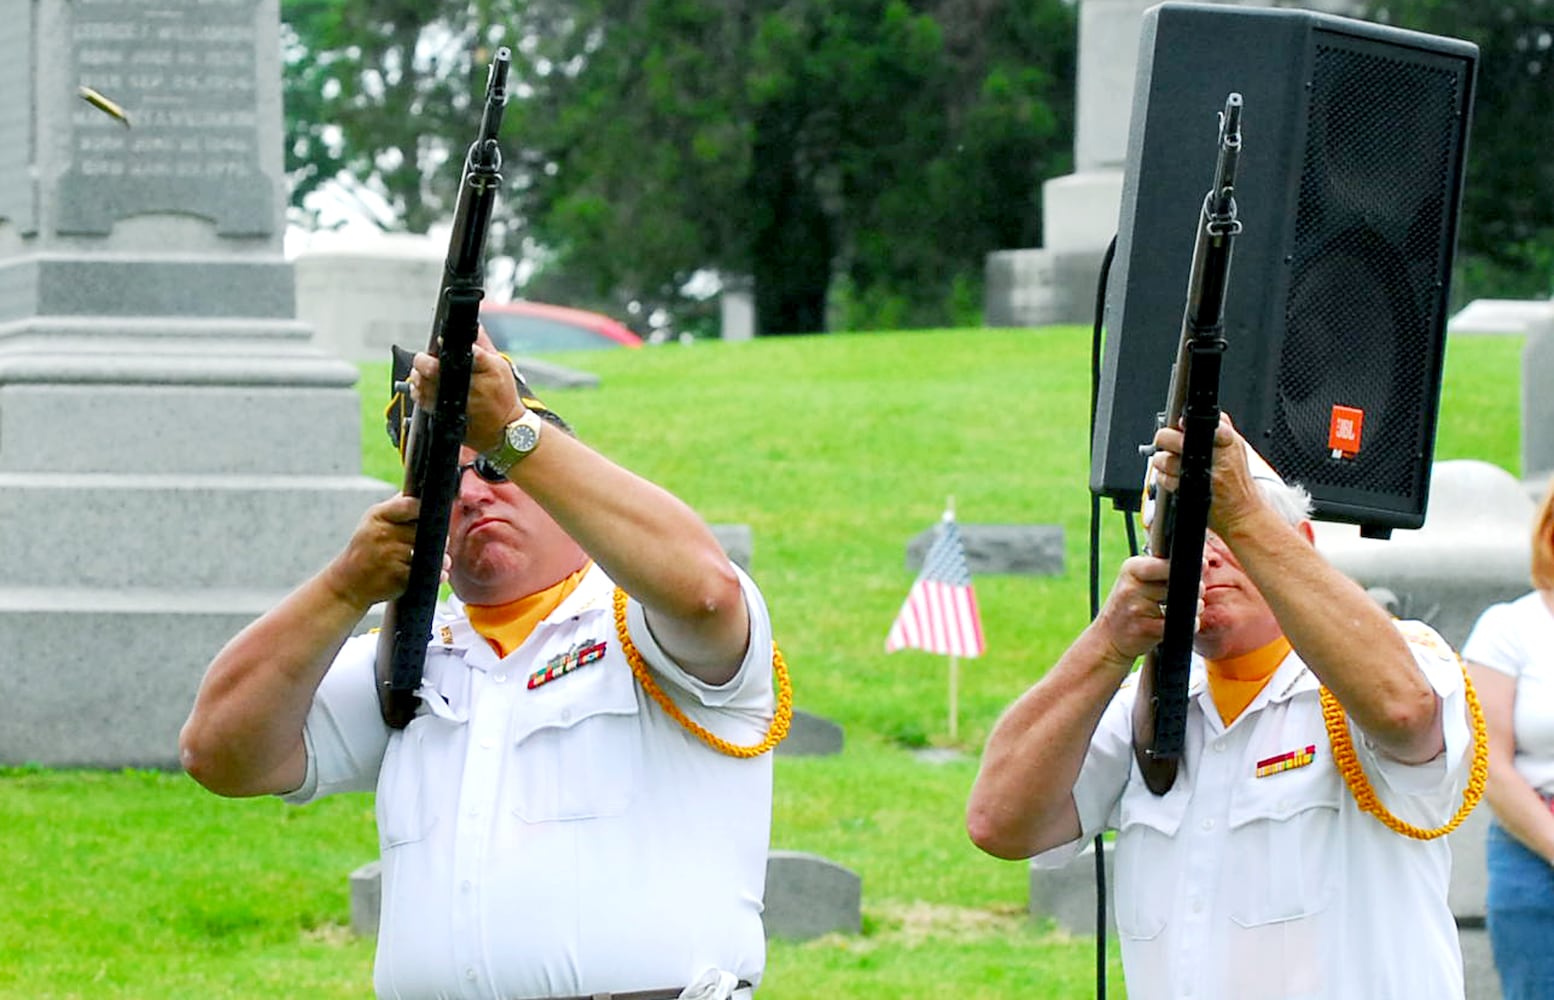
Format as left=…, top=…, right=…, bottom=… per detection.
left=1091, top=2, right=1477, bottom=534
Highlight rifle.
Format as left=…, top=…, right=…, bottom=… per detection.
left=1131, top=92, right=1243, bottom=795
left=376, top=48, right=512, bottom=729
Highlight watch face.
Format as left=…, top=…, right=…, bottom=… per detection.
left=509, top=422, right=540, bottom=452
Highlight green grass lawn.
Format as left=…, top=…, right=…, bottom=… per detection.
left=0, top=327, right=1524, bottom=998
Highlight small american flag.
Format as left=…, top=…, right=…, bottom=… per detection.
left=885, top=511, right=986, bottom=657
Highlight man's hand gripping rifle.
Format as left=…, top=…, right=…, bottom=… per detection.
left=1131, top=92, right=1243, bottom=795
left=377, top=49, right=512, bottom=729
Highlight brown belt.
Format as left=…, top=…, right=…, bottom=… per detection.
left=539, top=981, right=753, bottom=1000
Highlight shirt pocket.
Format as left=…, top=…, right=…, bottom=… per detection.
left=1225, top=758, right=1342, bottom=927
left=375, top=652, right=468, bottom=851
left=376, top=719, right=442, bottom=850
left=510, top=659, right=642, bottom=823
left=1114, top=785, right=1189, bottom=941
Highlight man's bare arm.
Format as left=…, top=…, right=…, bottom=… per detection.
left=179, top=495, right=419, bottom=796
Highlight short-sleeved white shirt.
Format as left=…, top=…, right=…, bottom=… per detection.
left=1033, top=621, right=1472, bottom=1000
left=1462, top=591, right=1554, bottom=795
left=288, top=564, right=776, bottom=1000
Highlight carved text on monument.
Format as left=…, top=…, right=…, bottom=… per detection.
left=59, top=0, right=273, bottom=235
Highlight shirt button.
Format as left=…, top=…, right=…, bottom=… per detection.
left=461, top=880, right=472, bottom=892
left=560, top=708, right=572, bottom=723
left=1201, top=819, right=1215, bottom=831
left=493, top=674, right=508, bottom=684
left=465, top=967, right=477, bottom=981
left=1190, top=897, right=1204, bottom=913
left=480, top=737, right=495, bottom=750
left=1212, top=740, right=1226, bottom=752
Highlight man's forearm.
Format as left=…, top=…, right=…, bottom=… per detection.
left=509, top=430, right=750, bottom=680
left=1225, top=505, right=1442, bottom=762
left=968, top=626, right=1132, bottom=859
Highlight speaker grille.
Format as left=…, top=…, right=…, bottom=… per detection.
left=1270, top=36, right=1469, bottom=512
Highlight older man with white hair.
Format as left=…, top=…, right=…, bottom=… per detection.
left=967, top=413, right=1480, bottom=1000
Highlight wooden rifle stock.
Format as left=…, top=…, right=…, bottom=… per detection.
left=1131, top=92, right=1243, bottom=794
left=376, top=49, right=512, bottom=729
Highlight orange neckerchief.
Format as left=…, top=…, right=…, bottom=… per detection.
left=1205, top=634, right=1292, bottom=726
left=464, top=564, right=590, bottom=658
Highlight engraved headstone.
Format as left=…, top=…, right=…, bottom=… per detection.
left=0, top=0, right=390, bottom=767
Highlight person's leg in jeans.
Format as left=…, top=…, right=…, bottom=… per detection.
left=1486, top=819, right=1554, bottom=1000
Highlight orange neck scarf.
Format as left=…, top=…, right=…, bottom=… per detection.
left=464, top=564, right=590, bottom=658
left=1205, top=634, right=1292, bottom=726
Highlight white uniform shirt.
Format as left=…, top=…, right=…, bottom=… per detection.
left=1462, top=591, right=1554, bottom=795
left=287, top=564, right=775, bottom=1000
left=1034, top=621, right=1472, bottom=1000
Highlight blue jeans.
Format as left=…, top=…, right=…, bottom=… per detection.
left=1487, top=819, right=1554, bottom=1000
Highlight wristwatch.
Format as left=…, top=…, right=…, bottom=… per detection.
left=480, top=409, right=544, bottom=476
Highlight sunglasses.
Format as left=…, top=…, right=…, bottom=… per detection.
left=458, top=456, right=508, bottom=485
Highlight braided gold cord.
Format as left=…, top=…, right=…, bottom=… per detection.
left=1319, top=657, right=1489, bottom=840
left=612, top=587, right=793, bottom=758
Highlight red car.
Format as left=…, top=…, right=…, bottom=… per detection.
left=478, top=300, right=644, bottom=354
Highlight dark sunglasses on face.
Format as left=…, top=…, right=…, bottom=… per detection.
left=458, top=456, right=508, bottom=484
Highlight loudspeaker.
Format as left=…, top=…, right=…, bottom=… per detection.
left=1092, top=2, right=1477, bottom=534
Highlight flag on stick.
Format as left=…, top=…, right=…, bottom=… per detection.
left=885, top=507, right=986, bottom=658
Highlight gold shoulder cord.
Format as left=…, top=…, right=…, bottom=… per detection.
left=1319, top=637, right=1489, bottom=840
left=612, top=588, right=793, bottom=758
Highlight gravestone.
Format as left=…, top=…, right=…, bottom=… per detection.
left=0, top=0, right=391, bottom=766
left=710, top=523, right=753, bottom=574
left=905, top=523, right=1064, bottom=576
left=349, top=850, right=864, bottom=942
left=775, top=709, right=844, bottom=757
left=1524, top=317, right=1554, bottom=484
left=762, top=850, right=862, bottom=940
left=349, top=859, right=382, bottom=938
left=1313, top=460, right=1533, bottom=649
left=1028, top=839, right=1115, bottom=937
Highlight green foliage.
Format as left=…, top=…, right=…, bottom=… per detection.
left=1367, top=0, right=1554, bottom=299
left=282, top=0, right=1077, bottom=335
left=281, top=0, right=525, bottom=233
left=4, top=328, right=1520, bottom=997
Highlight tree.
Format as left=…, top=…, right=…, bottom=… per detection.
left=282, top=0, right=1077, bottom=335
left=1367, top=0, right=1554, bottom=299
left=509, top=0, right=1076, bottom=334
left=281, top=0, right=526, bottom=234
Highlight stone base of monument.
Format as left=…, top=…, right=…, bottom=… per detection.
left=0, top=591, right=352, bottom=768
left=1313, top=460, right=1535, bottom=650
left=0, top=323, right=393, bottom=767
left=347, top=850, right=863, bottom=942
left=984, top=248, right=1111, bottom=329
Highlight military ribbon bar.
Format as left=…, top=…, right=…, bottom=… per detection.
left=1255, top=744, right=1317, bottom=779
left=528, top=640, right=608, bottom=689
